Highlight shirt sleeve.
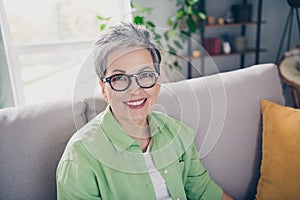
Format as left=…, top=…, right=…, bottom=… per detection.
left=184, top=144, right=223, bottom=200
left=56, top=145, right=101, bottom=200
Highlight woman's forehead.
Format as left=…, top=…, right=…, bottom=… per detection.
left=106, top=47, right=154, bottom=73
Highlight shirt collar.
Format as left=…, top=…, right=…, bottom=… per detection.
left=147, top=111, right=165, bottom=136
left=99, top=106, right=164, bottom=154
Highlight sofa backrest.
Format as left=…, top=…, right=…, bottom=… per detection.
left=85, top=63, right=285, bottom=200
left=0, top=63, right=284, bottom=200
left=0, top=100, right=86, bottom=200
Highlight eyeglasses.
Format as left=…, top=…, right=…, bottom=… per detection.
left=102, top=71, right=160, bottom=92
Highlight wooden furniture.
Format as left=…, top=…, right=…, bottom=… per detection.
left=279, top=47, right=300, bottom=108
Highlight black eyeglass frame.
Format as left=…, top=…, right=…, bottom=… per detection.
left=102, top=71, right=160, bottom=92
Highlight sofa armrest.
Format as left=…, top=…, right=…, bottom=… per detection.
left=0, top=100, right=86, bottom=200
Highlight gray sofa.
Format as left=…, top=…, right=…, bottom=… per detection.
left=0, top=63, right=284, bottom=200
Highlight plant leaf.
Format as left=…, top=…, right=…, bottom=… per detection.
left=154, top=33, right=162, bottom=44
left=167, top=45, right=177, bottom=56
left=133, top=16, right=144, bottom=25
left=176, top=9, right=184, bottom=19
left=167, top=18, right=173, bottom=26
left=132, top=2, right=153, bottom=14
left=179, top=32, right=189, bottom=43
left=186, top=15, right=197, bottom=33
left=173, top=40, right=183, bottom=49
left=99, top=24, right=106, bottom=31
left=146, top=21, right=155, bottom=28
left=174, top=60, right=182, bottom=70
left=188, top=0, right=199, bottom=4
left=198, top=12, right=206, bottom=20
left=97, top=15, right=110, bottom=21
left=164, top=32, right=169, bottom=41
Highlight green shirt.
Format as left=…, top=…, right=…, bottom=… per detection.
left=56, top=106, right=222, bottom=200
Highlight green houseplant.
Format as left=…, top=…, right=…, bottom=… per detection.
left=168, top=0, right=206, bottom=38
left=131, top=0, right=206, bottom=72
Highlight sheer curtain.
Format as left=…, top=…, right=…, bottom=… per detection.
left=0, top=0, right=131, bottom=106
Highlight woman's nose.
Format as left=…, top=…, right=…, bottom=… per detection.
left=127, top=77, right=141, bottom=94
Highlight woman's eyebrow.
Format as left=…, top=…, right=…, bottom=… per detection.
left=111, top=66, right=154, bottom=74
left=139, top=66, right=153, bottom=72
left=111, top=69, right=126, bottom=74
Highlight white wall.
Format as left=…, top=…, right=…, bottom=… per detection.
left=260, top=0, right=298, bottom=63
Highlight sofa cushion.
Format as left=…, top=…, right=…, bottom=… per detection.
left=256, top=99, right=300, bottom=200
left=0, top=100, right=86, bottom=200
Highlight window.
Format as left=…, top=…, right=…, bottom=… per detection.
left=1, top=0, right=131, bottom=105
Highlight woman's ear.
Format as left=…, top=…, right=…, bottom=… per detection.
left=99, top=81, right=108, bottom=102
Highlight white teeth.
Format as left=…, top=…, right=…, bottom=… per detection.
left=127, top=99, right=145, bottom=106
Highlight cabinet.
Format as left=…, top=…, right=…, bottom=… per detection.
left=186, top=0, right=264, bottom=78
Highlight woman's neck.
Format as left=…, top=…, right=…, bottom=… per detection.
left=114, top=116, right=151, bottom=152
left=117, top=118, right=150, bottom=139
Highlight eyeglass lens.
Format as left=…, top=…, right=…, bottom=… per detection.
left=110, top=72, right=157, bottom=91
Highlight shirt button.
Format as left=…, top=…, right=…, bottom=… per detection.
left=164, top=169, right=168, bottom=174
left=176, top=198, right=180, bottom=200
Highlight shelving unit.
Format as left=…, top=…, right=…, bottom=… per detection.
left=186, top=0, right=264, bottom=78
left=183, top=48, right=266, bottom=59
left=206, top=21, right=266, bottom=28
left=209, top=48, right=267, bottom=57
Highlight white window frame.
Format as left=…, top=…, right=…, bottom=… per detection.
left=0, top=0, right=24, bottom=106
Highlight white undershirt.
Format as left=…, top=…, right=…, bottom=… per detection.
left=143, top=144, right=172, bottom=200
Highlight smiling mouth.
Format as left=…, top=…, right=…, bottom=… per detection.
left=124, top=98, right=147, bottom=109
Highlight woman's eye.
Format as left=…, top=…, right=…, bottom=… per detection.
left=140, top=72, right=153, bottom=78
left=111, top=75, right=126, bottom=82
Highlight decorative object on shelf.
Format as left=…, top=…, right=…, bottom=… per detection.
left=234, top=36, right=247, bottom=52
left=221, top=34, right=232, bottom=54
left=204, top=37, right=221, bottom=55
left=207, top=16, right=215, bottom=25
left=192, top=50, right=201, bottom=58
left=225, top=11, right=234, bottom=24
left=223, top=41, right=231, bottom=54
left=231, top=4, right=253, bottom=23
left=218, top=18, right=225, bottom=25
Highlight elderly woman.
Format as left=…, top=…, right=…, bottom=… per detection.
left=56, top=22, right=232, bottom=200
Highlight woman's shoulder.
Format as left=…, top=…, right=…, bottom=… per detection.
left=60, top=115, right=104, bottom=161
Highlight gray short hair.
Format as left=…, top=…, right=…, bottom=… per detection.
left=94, top=22, right=161, bottom=81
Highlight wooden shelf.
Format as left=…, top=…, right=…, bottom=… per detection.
left=206, top=21, right=266, bottom=28
left=209, top=48, right=267, bottom=57
left=183, top=48, right=267, bottom=59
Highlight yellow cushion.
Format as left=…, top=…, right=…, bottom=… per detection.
left=256, top=99, right=300, bottom=200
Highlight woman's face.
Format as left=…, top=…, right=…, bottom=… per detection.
left=100, top=47, right=161, bottom=127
